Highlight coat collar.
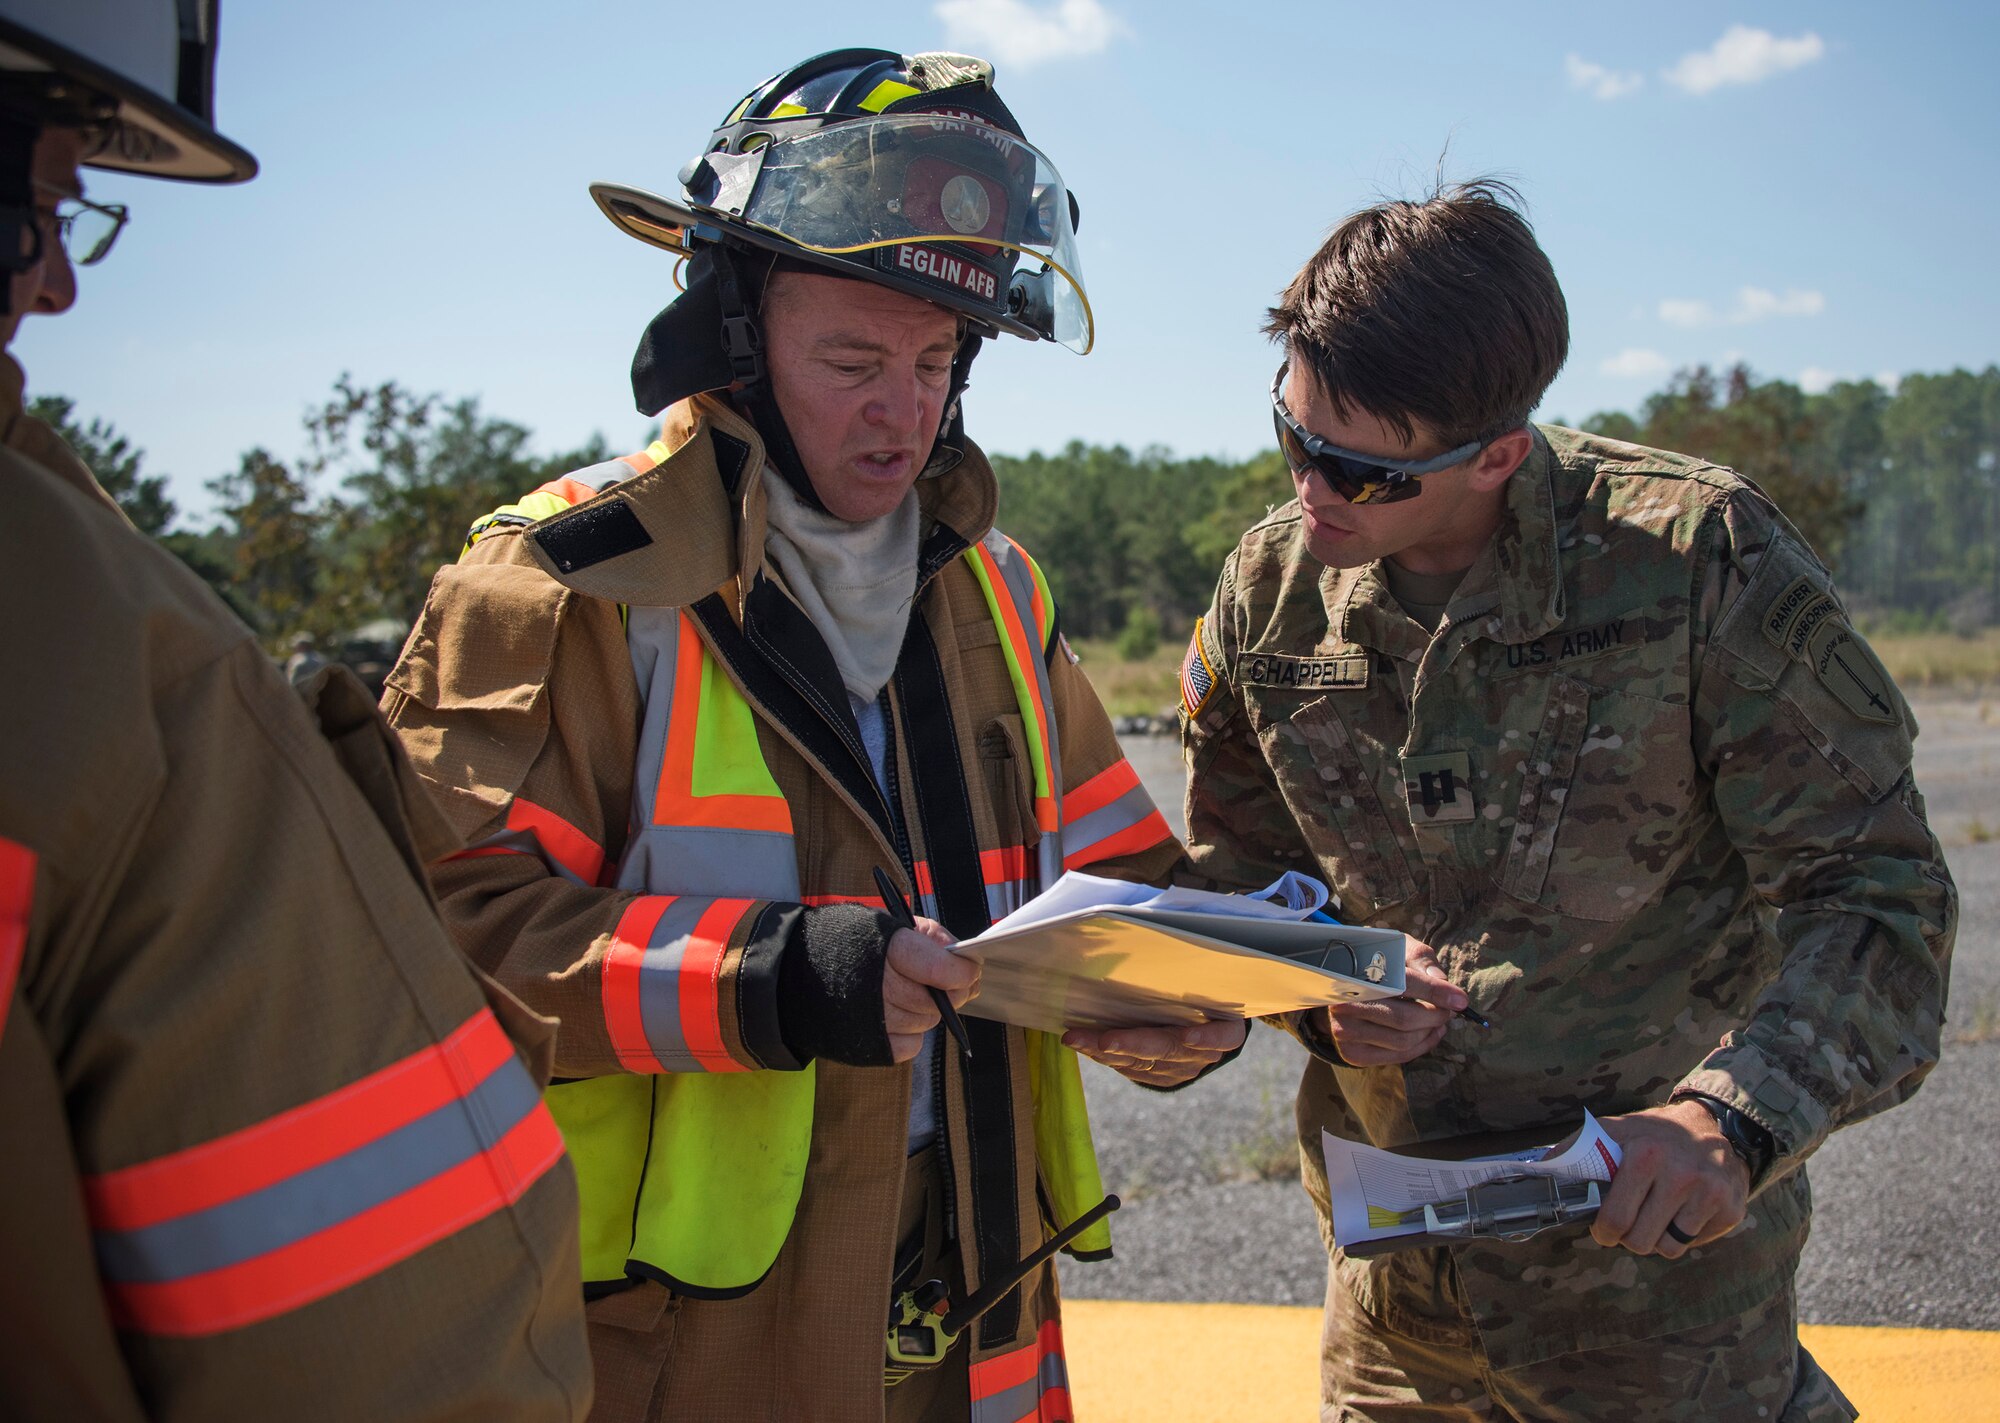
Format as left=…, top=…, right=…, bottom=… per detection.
left=529, top=393, right=1002, bottom=612
left=1319, top=426, right=1566, bottom=655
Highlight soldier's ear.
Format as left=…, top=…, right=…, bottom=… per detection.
left=1465, top=428, right=1534, bottom=493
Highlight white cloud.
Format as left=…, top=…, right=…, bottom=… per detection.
left=1799, top=366, right=1842, bottom=395
left=1658, top=298, right=1714, bottom=329
left=1602, top=348, right=1672, bottom=380
left=1664, top=25, right=1824, bottom=95
left=1657, top=286, right=1825, bottom=327
left=934, top=0, right=1125, bottom=69
left=1565, top=53, right=1644, bottom=100
left=1875, top=370, right=1903, bottom=394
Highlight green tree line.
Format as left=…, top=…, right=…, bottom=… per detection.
left=35, top=362, right=2000, bottom=659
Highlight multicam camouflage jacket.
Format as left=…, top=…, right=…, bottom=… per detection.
left=1181, top=425, right=1955, bottom=1370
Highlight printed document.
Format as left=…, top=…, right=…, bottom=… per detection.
left=1324, top=1112, right=1623, bottom=1249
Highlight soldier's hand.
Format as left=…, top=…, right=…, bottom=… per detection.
left=1591, top=1100, right=1750, bottom=1257
left=883, top=919, right=980, bottom=1064
left=1321, top=938, right=1466, bottom=1066
left=1062, top=1017, right=1247, bottom=1087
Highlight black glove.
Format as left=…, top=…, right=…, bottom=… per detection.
left=775, top=903, right=901, bottom=1067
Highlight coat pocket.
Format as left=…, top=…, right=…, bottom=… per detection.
left=1499, top=674, right=1699, bottom=921
left=1255, top=695, right=1417, bottom=913
left=979, top=713, right=1039, bottom=857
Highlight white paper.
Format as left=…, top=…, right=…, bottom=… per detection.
left=964, top=870, right=1331, bottom=946
left=1323, top=1112, right=1624, bottom=1248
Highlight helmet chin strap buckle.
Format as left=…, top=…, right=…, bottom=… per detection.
left=720, top=312, right=764, bottom=384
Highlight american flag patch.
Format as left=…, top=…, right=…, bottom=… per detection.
left=1181, top=618, right=1217, bottom=717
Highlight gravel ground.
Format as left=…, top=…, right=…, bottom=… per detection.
left=1061, top=698, right=2000, bottom=1329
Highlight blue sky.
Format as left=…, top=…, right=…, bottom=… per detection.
left=17, top=1, right=1998, bottom=524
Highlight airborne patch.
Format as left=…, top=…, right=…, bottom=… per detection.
left=1762, top=575, right=1843, bottom=660
left=1496, top=615, right=1646, bottom=675
left=1240, top=651, right=1371, bottom=691
left=1181, top=618, right=1217, bottom=717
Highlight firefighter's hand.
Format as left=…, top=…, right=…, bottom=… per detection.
left=1321, top=939, right=1464, bottom=1066
left=1062, top=1017, right=1247, bottom=1087
left=884, top=919, right=980, bottom=1064
left=1590, top=1100, right=1750, bottom=1257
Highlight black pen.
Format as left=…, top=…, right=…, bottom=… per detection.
left=1456, top=1005, right=1492, bottom=1030
left=871, top=865, right=974, bottom=1060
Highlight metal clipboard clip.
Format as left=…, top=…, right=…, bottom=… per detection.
left=1420, top=1175, right=1603, bottom=1243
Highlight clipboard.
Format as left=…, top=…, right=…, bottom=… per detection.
left=1338, top=1121, right=1606, bottom=1258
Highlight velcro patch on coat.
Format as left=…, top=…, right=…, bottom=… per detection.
left=1181, top=618, right=1217, bottom=717
left=532, top=499, right=652, bottom=574
left=1762, top=575, right=1843, bottom=660
left=1497, top=615, right=1645, bottom=675
left=1240, top=651, right=1370, bottom=691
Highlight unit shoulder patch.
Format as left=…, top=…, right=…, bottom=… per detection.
left=1805, top=620, right=1900, bottom=724
left=1240, top=650, right=1370, bottom=691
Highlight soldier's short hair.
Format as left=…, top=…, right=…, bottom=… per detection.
left=1265, top=179, right=1569, bottom=449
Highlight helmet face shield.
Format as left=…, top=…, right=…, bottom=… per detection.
left=730, top=114, right=1091, bottom=352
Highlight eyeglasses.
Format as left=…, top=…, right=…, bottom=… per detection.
left=34, top=181, right=129, bottom=267
left=1270, top=361, right=1484, bottom=506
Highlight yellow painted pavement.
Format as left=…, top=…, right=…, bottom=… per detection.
left=1061, top=1300, right=2000, bottom=1421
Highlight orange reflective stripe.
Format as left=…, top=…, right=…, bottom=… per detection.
left=1060, top=760, right=1142, bottom=824
left=603, top=897, right=675, bottom=1073
left=1062, top=812, right=1172, bottom=870
left=655, top=613, right=793, bottom=833
left=678, top=898, right=756, bottom=1073
left=980, top=845, right=1032, bottom=885
left=969, top=1319, right=1072, bottom=1422
left=86, top=1010, right=564, bottom=1336
left=506, top=797, right=606, bottom=884
left=0, top=836, right=33, bottom=1044
left=971, top=541, right=1058, bottom=834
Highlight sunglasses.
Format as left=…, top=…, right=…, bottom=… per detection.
left=1270, top=361, right=1484, bottom=506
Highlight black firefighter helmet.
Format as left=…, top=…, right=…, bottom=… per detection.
left=595, top=48, right=1091, bottom=486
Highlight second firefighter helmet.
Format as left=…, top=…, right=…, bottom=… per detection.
left=591, top=47, right=1091, bottom=354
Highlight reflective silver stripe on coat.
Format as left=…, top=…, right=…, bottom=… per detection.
left=969, top=1347, right=1069, bottom=1423
left=1060, top=780, right=1162, bottom=869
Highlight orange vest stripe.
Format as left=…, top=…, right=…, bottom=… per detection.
left=968, top=540, right=1059, bottom=833
left=655, top=611, right=794, bottom=834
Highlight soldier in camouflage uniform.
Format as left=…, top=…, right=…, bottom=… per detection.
left=1181, top=182, right=1954, bottom=1421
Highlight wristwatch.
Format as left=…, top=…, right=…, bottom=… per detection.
left=1675, top=1092, right=1776, bottom=1184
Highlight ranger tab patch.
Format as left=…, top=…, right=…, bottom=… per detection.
left=1761, top=575, right=1844, bottom=660
left=1240, top=651, right=1370, bottom=691
left=1181, top=618, right=1217, bottom=717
